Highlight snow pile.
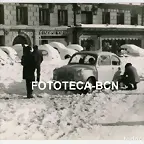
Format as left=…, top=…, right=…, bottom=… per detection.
left=1, top=83, right=144, bottom=139
left=0, top=63, right=22, bottom=88
left=0, top=58, right=69, bottom=88
left=0, top=91, right=116, bottom=139
left=40, top=59, right=69, bottom=81
left=120, top=56, right=144, bottom=78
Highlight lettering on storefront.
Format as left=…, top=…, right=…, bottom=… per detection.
left=39, top=30, right=67, bottom=36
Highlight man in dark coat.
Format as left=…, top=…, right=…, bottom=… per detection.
left=32, top=45, right=43, bottom=82
left=120, top=63, right=140, bottom=90
left=21, top=46, right=36, bottom=98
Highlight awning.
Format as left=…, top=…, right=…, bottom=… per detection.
left=80, top=37, right=92, bottom=40
left=101, top=37, right=140, bottom=40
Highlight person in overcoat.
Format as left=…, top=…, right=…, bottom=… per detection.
left=21, top=46, right=36, bottom=98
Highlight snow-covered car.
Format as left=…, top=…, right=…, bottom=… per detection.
left=0, top=49, right=14, bottom=65
left=39, top=44, right=61, bottom=60
left=49, top=42, right=77, bottom=60
left=121, top=44, right=144, bottom=56
left=0, top=46, right=20, bottom=63
left=53, top=51, right=122, bottom=93
left=12, top=44, right=28, bottom=58
left=67, top=44, right=83, bottom=51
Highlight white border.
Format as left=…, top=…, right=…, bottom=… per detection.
left=0, top=140, right=144, bottom=143
left=0, top=1, right=144, bottom=3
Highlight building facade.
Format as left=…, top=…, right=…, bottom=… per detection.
left=0, top=3, right=144, bottom=51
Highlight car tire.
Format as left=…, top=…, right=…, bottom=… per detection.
left=83, top=78, right=96, bottom=94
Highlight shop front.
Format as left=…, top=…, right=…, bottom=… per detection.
left=39, top=28, right=70, bottom=46
left=74, top=25, right=144, bottom=53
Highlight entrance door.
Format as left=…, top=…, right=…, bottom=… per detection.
left=96, top=55, right=113, bottom=83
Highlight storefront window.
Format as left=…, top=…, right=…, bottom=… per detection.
left=81, top=39, right=94, bottom=51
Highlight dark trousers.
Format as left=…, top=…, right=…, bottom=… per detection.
left=119, top=76, right=137, bottom=90
left=36, top=65, right=41, bottom=81
left=26, top=79, right=33, bottom=97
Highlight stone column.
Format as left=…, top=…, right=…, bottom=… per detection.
left=34, top=29, right=39, bottom=46
left=110, top=10, right=117, bottom=24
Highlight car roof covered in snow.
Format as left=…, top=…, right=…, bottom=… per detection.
left=74, top=51, right=116, bottom=56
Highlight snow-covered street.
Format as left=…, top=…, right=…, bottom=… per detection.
left=1, top=54, right=144, bottom=140
left=1, top=81, right=144, bottom=139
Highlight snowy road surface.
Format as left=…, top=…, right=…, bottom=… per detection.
left=0, top=81, right=144, bottom=139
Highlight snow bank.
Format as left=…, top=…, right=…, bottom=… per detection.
left=0, top=58, right=69, bottom=88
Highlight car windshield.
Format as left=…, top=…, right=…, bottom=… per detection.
left=69, top=53, right=97, bottom=65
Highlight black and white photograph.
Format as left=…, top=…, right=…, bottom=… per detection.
left=0, top=2, right=144, bottom=140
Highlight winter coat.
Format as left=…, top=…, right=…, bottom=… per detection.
left=123, top=65, right=140, bottom=83
left=32, top=50, right=43, bottom=67
left=21, top=52, right=36, bottom=80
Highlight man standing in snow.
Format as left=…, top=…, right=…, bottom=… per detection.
left=21, top=46, right=36, bottom=98
left=120, top=63, right=140, bottom=90
left=32, top=45, right=43, bottom=82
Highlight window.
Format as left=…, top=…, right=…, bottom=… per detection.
left=98, top=55, right=111, bottom=66
left=0, top=5, right=4, bottom=24
left=16, top=6, right=28, bottom=25
left=117, top=12, right=124, bottom=24
left=58, top=10, right=68, bottom=26
left=131, top=13, right=138, bottom=25
left=39, top=50, right=48, bottom=56
left=111, top=55, right=120, bottom=65
left=69, top=54, right=97, bottom=65
left=81, top=11, right=93, bottom=24
left=102, top=11, right=110, bottom=24
left=39, top=8, right=50, bottom=25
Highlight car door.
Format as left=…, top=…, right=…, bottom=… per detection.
left=96, top=54, right=113, bottom=83
left=111, top=55, right=122, bottom=78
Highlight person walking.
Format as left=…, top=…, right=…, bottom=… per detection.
left=32, top=45, right=43, bottom=82
left=21, top=46, right=36, bottom=98
left=120, top=63, right=140, bottom=90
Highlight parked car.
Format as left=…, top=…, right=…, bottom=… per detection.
left=121, top=44, right=144, bottom=56
left=12, top=44, right=28, bottom=58
left=0, top=49, right=14, bottom=65
left=0, top=46, right=20, bottom=63
left=39, top=44, right=61, bottom=60
left=49, top=42, right=77, bottom=60
left=67, top=44, right=83, bottom=51
left=53, top=51, right=122, bottom=93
